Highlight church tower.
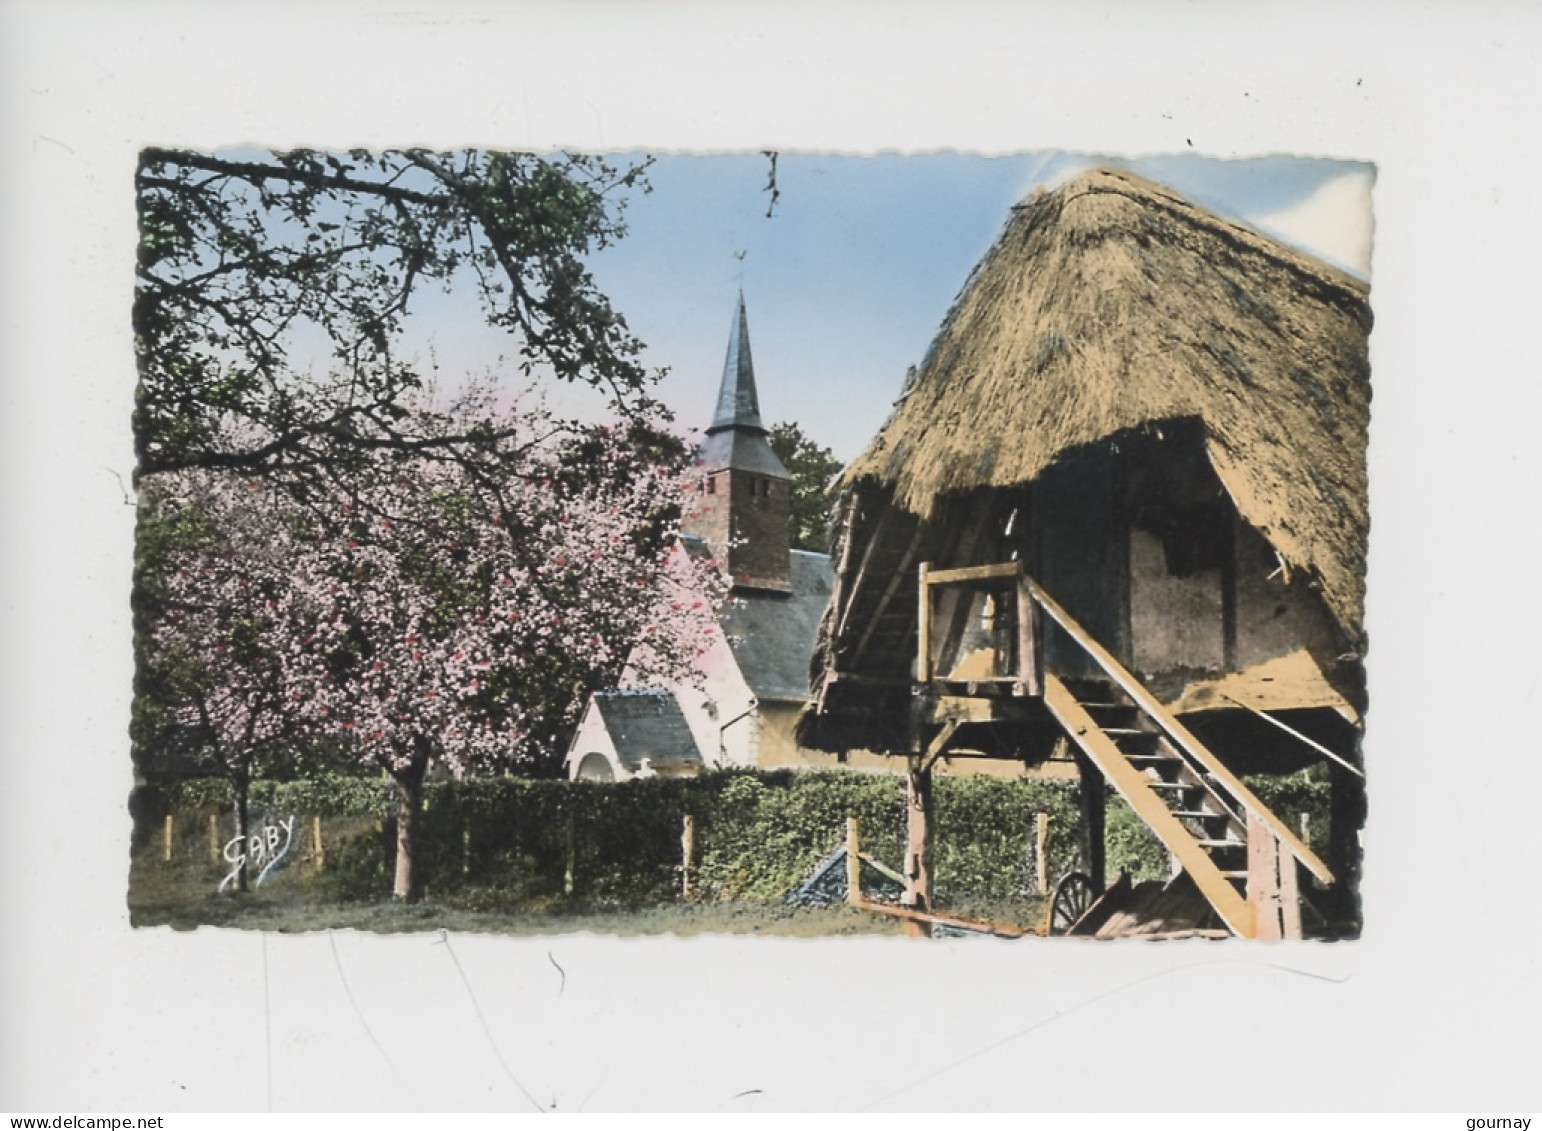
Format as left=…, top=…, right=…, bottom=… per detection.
left=683, top=294, right=793, bottom=593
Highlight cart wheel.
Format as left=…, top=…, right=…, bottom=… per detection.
left=1049, top=871, right=1099, bottom=935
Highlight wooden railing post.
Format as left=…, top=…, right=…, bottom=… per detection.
left=1035, top=809, right=1050, bottom=896
left=312, top=815, right=325, bottom=869
left=1247, top=811, right=1283, bottom=941
left=846, top=816, right=861, bottom=905
left=1016, top=571, right=1042, bottom=696
left=564, top=810, right=576, bottom=896
left=162, top=813, right=174, bottom=863
left=681, top=813, right=695, bottom=900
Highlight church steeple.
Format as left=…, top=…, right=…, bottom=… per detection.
left=682, top=294, right=792, bottom=593
left=709, top=292, right=767, bottom=435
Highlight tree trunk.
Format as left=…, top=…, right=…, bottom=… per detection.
left=233, top=775, right=251, bottom=894
left=392, top=748, right=430, bottom=903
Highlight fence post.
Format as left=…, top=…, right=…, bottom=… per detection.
left=208, top=812, right=221, bottom=864
left=162, top=813, right=174, bottom=862
left=1035, top=809, right=1050, bottom=896
left=564, top=811, right=576, bottom=897
left=313, top=815, right=325, bottom=869
left=681, top=813, right=695, bottom=900
left=846, top=816, right=861, bottom=905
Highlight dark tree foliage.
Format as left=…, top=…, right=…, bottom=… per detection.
left=768, top=421, right=844, bottom=553
left=133, top=148, right=658, bottom=483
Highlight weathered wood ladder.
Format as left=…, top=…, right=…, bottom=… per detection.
left=919, top=561, right=1333, bottom=939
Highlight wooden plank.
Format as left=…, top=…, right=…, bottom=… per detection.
left=856, top=899, right=1031, bottom=939
left=1028, top=579, right=1334, bottom=886
left=1247, top=812, right=1283, bottom=941
left=1279, top=844, right=1304, bottom=940
left=858, top=852, right=907, bottom=887
left=1016, top=574, right=1042, bottom=696
left=924, top=561, right=1024, bottom=586
left=1220, top=692, right=1365, bottom=779
left=921, top=718, right=962, bottom=773
left=1044, top=674, right=1255, bottom=937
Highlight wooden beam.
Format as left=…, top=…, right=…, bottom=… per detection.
left=917, top=561, right=933, bottom=683
left=921, top=718, right=963, bottom=773
left=924, top=561, right=1025, bottom=586
left=1247, top=812, right=1283, bottom=941
left=855, top=899, right=1032, bottom=939
left=902, top=756, right=935, bottom=916
left=858, top=852, right=907, bottom=887
left=1016, top=573, right=1043, bottom=696
left=1044, top=674, right=1256, bottom=937
left=1028, top=579, right=1334, bottom=886
left=931, top=502, right=1002, bottom=676
left=1220, top=692, right=1366, bottom=780
left=834, top=503, right=894, bottom=641
left=851, top=520, right=927, bottom=666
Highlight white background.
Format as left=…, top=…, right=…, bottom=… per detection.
left=2, top=0, right=1539, bottom=1113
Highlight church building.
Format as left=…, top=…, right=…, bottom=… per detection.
left=564, top=295, right=834, bottom=781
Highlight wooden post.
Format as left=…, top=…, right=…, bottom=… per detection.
left=312, top=815, right=325, bottom=869
left=1279, top=851, right=1303, bottom=940
left=902, top=757, right=934, bottom=922
left=1076, top=753, right=1106, bottom=893
left=1247, top=811, right=1283, bottom=941
left=564, top=811, right=576, bottom=897
left=1016, top=573, right=1042, bottom=696
left=1035, top=809, right=1050, bottom=896
left=846, top=816, right=861, bottom=905
left=680, top=813, right=695, bottom=900
left=209, top=812, right=221, bottom=864
left=917, top=562, right=933, bottom=683
left=162, top=813, right=174, bottom=862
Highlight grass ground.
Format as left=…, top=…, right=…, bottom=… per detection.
left=128, top=842, right=1044, bottom=938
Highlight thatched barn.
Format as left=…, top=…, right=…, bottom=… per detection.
left=798, top=167, right=1371, bottom=938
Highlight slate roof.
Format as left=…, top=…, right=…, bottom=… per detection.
left=592, top=691, right=703, bottom=772
left=700, top=293, right=789, bottom=479
left=719, top=548, right=832, bottom=704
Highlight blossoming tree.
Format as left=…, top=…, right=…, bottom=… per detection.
left=146, top=396, right=726, bottom=900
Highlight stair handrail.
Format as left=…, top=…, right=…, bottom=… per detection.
left=1024, top=577, right=1334, bottom=885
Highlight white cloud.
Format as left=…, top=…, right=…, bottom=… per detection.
left=1248, top=169, right=1376, bottom=278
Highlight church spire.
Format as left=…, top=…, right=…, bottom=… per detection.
left=709, top=291, right=765, bottom=435
left=682, top=293, right=792, bottom=593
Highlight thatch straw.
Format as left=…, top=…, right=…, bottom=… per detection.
left=844, top=168, right=1371, bottom=638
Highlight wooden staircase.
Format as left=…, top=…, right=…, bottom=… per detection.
left=1030, top=580, right=1334, bottom=938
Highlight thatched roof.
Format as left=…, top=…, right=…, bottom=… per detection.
left=845, top=167, right=1371, bottom=636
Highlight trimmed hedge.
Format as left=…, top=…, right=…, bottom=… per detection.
left=142, top=767, right=1328, bottom=909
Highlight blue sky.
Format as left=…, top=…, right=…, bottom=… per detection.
left=403, top=151, right=1373, bottom=463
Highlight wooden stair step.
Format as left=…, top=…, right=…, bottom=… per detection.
left=1197, top=838, right=1244, bottom=849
